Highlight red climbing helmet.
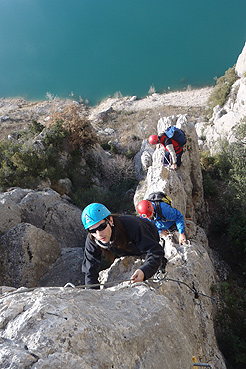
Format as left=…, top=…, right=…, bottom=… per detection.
left=137, top=200, right=154, bottom=218
left=148, top=135, right=159, bottom=145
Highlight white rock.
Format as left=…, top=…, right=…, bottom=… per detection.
left=235, top=41, right=246, bottom=77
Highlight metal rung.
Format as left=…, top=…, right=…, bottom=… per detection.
left=193, top=363, right=213, bottom=368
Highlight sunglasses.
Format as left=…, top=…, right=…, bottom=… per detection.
left=88, top=220, right=109, bottom=234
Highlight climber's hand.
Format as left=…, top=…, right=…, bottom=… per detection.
left=131, top=269, right=145, bottom=283
left=170, top=163, right=177, bottom=170
left=161, top=229, right=169, bottom=237
left=179, top=232, right=186, bottom=244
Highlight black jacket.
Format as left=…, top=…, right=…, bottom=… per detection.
left=82, top=215, right=164, bottom=287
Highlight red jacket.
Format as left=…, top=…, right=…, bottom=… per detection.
left=159, top=134, right=183, bottom=154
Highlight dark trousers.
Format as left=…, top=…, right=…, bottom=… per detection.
left=163, top=150, right=183, bottom=167
left=159, top=238, right=168, bottom=271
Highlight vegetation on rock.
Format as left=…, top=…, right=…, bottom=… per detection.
left=0, top=104, right=138, bottom=214
left=201, top=118, right=246, bottom=369
left=207, top=66, right=238, bottom=117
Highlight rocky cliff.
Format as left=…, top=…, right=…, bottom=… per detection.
left=0, top=116, right=227, bottom=368
left=1, top=40, right=241, bottom=367
left=0, top=188, right=85, bottom=288
left=196, top=42, right=246, bottom=154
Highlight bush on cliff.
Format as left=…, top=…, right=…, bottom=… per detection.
left=201, top=117, right=246, bottom=368
left=0, top=105, right=137, bottom=214
left=0, top=105, right=98, bottom=191
left=207, top=66, right=238, bottom=117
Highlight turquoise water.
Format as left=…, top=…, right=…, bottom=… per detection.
left=0, top=0, right=245, bottom=106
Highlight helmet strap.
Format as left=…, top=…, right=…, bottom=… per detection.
left=95, top=239, right=114, bottom=249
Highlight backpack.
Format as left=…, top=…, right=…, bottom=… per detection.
left=146, top=191, right=172, bottom=221
left=165, top=126, right=187, bottom=147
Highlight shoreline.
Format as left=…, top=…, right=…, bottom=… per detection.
left=92, top=86, right=213, bottom=113
left=0, top=86, right=213, bottom=117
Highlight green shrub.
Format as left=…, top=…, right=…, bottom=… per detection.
left=216, top=281, right=246, bottom=368
left=72, top=178, right=137, bottom=215
left=29, top=120, right=45, bottom=135
left=49, top=103, right=97, bottom=150
left=0, top=106, right=101, bottom=192
left=200, top=150, right=217, bottom=171
left=202, top=120, right=246, bottom=369
left=202, top=172, right=218, bottom=197
left=207, top=66, right=238, bottom=117
left=0, top=129, right=67, bottom=189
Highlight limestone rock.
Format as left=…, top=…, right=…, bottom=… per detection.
left=57, top=178, right=73, bottom=195
left=0, top=187, right=85, bottom=249
left=141, top=150, right=153, bottom=171
left=134, top=139, right=154, bottom=180
left=37, top=248, right=84, bottom=287
left=0, top=244, right=226, bottom=368
left=197, top=41, right=246, bottom=154
left=0, top=198, right=21, bottom=234
left=0, top=187, right=32, bottom=203
left=235, top=41, right=246, bottom=77
left=134, top=117, right=206, bottom=225
left=0, top=223, right=61, bottom=288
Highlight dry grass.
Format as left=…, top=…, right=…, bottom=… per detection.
left=95, top=105, right=207, bottom=149
left=49, top=103, right=97, bottom=151
left=0, top=96, right=207, bottom=154
left=102, top=154, right=135, bottom=187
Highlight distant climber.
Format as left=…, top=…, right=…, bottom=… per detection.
left=81, top=203, right=165, bottom=288
left=137, top=195, right=186, bottom=246
left=148, top=126, right=186, bottom=169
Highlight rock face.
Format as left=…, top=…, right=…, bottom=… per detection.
left=0, top=223, right=60, bottom=288
left=0, top=51, right=233, bottom=367
left=37, top=248, right=84, bottom=287
left=134, top=139, right=155, bottom=180
left=0, top=188, right=85, bottom=288
left=0, top=251, right=225, bottom=369
left=134, top=114, right=206, bottom=225
left=0, top=108, right=228, bottom=367
left=235, top=41, right=246, bottom=77
left=196, top=41, right=246, bottom=154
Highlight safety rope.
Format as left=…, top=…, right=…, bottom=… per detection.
left=1, top=271, right=215, bottom=303
left=149, top=271, right=216, bottom=302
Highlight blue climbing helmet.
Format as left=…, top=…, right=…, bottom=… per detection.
left=81, top=203, right=111, bottom=229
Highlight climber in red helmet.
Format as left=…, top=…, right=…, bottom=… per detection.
left=137, top=198, right=186, bottom=245
left=148, top=135, right=159, bottom=145
left=148, top=126, right=186, bottom=169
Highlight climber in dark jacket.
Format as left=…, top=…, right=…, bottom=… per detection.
left=81, top=203, right=164, bottom=288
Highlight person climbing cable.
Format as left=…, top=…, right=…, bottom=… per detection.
left=81, top=203, right=165, bottom=288
left=137, top=197, right=186, bottom=245
left=148, top=126, right=186, bottom=169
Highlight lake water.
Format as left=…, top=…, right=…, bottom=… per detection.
left=0, top=0, right=245, bottom=106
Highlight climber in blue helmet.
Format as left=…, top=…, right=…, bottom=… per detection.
left=81, top=203, right=164, bottom=288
